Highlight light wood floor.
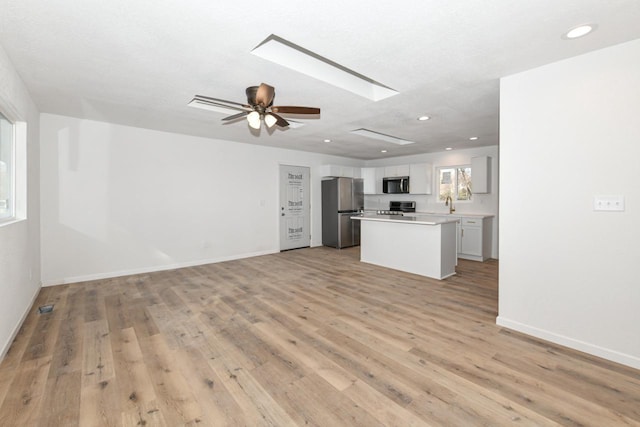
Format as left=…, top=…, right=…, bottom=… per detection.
left=1, top=247, right=639, bottom=426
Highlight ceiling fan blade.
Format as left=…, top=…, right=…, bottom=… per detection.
left=269, top=112, right=289, bottom=127
left=192, top=95, right=251, bottom=111
left=245, top=86, right=258, bottom=106
left=271, top=106, right=320, bottom=115
left=256, top=83, right=275, bottom=107
left=222, top=111, right=249, bottom=121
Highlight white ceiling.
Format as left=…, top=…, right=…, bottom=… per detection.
left=1, top=0, right=640, bottom=160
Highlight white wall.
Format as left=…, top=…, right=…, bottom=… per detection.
left=0, top=45, right=41, bottom=359
left=499, top=39, right=640, bottom=369
left=364, top=145, right=500, bottom=258
left=40, top=114, right=363, bottom=285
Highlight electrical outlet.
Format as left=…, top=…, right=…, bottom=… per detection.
left=593, top=195, right=625, bottom=211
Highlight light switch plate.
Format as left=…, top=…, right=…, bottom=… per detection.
left=593, top=195, right=625, bottom=211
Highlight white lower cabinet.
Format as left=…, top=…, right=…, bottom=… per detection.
left=457, top=217, right=492, bottom=261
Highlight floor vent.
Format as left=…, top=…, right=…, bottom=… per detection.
left=38, top=305, right=54, bottom=314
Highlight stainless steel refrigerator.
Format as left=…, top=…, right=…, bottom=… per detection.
left=321, top=177, right=364, bottom=248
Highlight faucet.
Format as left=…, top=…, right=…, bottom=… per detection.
left=445, top=195, right=455, bottom=214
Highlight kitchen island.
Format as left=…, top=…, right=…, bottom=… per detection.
left=351, top=214, right=458, bottom=280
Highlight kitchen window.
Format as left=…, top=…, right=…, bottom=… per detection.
left=0, top=112, right=15, bottom=221
left=438, top=165, right=472, bottom=201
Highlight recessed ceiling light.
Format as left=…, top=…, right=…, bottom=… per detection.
left=324, top=139, right=332, bottom=143
left=381, top=150, right=388, bottom=153
left=563, top=24, right=597, bottom=40
left=251, top=35, right=398, bottom=101
left=417, top=115, right=431, bottom=121
left=350, top=128, right=415, bottom=145
left=445, top=147, right=453, bottom=151
left=469, top=136, right=479, bottom=141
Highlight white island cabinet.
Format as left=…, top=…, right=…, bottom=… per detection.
left=352, top=215, right=458, bottom=280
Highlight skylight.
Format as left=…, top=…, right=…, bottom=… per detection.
left=251, top=35, right=398, bottom=101
left=350, top=128, right=415, bottom=145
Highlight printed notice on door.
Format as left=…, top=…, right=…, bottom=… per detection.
left=286, top=216, right=304, bottom=241
left=286, top=172, right=305, bottom=240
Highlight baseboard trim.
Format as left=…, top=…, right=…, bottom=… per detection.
left=496, top=316, right=640, bottom=370
left=0, top=284, right=41, bottom=362
left=41, top=250, right=278, bottom=287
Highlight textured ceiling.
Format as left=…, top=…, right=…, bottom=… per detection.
left=1, top=0, right=640, bottom=160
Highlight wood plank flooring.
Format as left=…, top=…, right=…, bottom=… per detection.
left=1, top=246, right=639, bottom=426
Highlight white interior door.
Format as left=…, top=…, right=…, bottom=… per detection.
left=279, top=165, right=310, bottom=251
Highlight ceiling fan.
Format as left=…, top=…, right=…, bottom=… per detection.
left=189, top=83, right=320, bottom=129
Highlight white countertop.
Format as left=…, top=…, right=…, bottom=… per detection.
left=410, top=212, right=494, bottom=219
left=361, top=210, right=494, bottom=219
left=352, top=214, right=459, bottom=225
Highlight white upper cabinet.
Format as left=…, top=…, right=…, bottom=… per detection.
left=319, top=164, right=336, bottom=177
left=361, top=168, right=376, bottom=194
left=409, top=163, right=432, bottom=194
left=384, top=164, right=410, bottom=177
left=471, top=156, right=491, bottom=194
left=319, top=164, right=359, bottom=178
left=364, top=163, right=431, bottom=194
left=374, top=167, right=385, bottom=193
left=362, top=167, right=385, bottom=194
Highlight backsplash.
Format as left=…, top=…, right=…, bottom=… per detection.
left=364, top=193, right=493, bottom=214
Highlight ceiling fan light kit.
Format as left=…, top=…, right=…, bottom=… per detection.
left=247, top=111, right=261, bottom=129
left=263, top=113, right=278, bottom=128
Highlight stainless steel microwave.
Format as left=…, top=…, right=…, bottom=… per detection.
left=382, top=176, right=410, bottom=194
